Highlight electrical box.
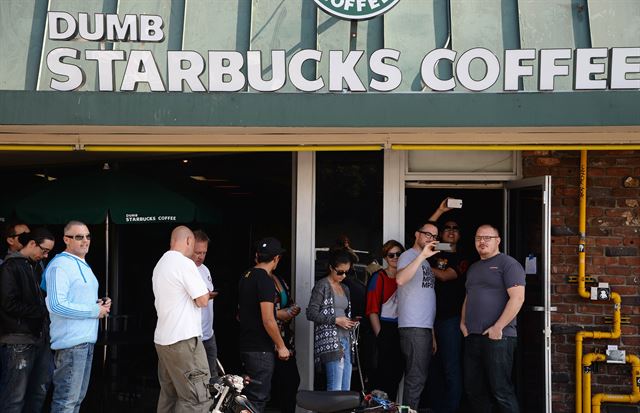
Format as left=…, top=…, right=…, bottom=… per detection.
left=605, top=345, right=626, bottom=364
left=591, top=282, right=611, bottom=300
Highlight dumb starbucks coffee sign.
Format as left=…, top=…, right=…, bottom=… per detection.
left=313, top=0, right=401, bottom=20
left=44, top=11, right=640, bottom=93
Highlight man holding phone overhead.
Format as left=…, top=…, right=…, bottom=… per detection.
left=395, top=221, right=440, bottom=410
left=426, top=198, right=470, bottom=413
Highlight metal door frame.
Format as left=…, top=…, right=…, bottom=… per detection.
left=504, top=175, right=553, bottom=413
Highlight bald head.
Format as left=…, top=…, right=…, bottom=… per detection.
left=170, top=226, right=195, bottom=257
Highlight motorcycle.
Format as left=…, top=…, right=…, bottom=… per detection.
left=208, top=360, right=259, bottom=413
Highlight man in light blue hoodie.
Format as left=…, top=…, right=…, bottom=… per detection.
left=45, top=220, right=111, bottom=413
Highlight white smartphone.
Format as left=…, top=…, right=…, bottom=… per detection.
left=435, top=242, right=453, bottom=251
left=447, top=198, right=463, bottom=208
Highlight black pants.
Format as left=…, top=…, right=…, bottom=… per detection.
left=373, top=321, right=403, bottom=400
left=272, top=355, right=300, bottom=413
left=463, top=335, right=519, bottom=413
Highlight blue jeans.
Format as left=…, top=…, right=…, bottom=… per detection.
left=399, top=327, right=433, bottom=410
left=240, top=351, right=275, bottom=413
left=51, top=343, right=94, bottom=413
left=464, top=334, right=519, bottom=413
left=324, top=336, right=352, bottom=391
left=0, top=340, right=53, bottom=413
left=428, top=316, right=463, bottom=413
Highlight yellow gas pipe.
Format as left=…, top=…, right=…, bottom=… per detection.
left=592, top=355, right=640, bottom=413
left=575, top=149, right=629, bottom=413
left=583, top=353, right=607, bottom=413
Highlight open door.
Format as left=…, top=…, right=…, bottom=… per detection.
left=505, top=176, right=553, bottom=413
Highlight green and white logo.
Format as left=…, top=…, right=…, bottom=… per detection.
left=313, top=0, right=401, bottom=20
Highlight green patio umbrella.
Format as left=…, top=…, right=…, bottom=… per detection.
left=15, top=171, right=200, bottom=225
left=15, top=170, right=219, bottom=365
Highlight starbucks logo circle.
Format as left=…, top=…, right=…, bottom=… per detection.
left=313, top=0, right=401, bottom=20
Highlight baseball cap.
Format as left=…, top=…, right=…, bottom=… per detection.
left=256, top=237, right=286, bottom=256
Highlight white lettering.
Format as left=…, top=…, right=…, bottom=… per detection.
left=289, top=49, right=324, bottom=92
left=610, top=47, right=640, bottom=90
left=539, top=48, right=571, bottom=91
left=421, top=48, right=456, bottom=91
left=504, top=49, right=535, bottom=91
left=369, top=49, right=401, bottom=92
left=168, top=51, right=206, bottom=92
left=121, top=50, right=165, bottom=91
left=574, top=48, right=608, bottom=90
left=247, top=50, right=286, bottom=92
left=209, top=51, right=246, bottom=92
left=106, top=14, right=138, bottom=41
left=78, top=13, right=104, bottom=41
left=48, top=12, right=76, bottom=40
left=47, top=48, right=84, bottom=91
left=456, top=48, right=500, bottom=92
left=329, top=50, right=366, bottom=92
left=85, top=50, right=125, bottom=91
left=140, top=15, right=164, bottom=42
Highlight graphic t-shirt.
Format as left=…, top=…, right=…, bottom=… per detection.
left=396, top=248, right=436, bottom=329
left=238, top=267, right=277, bottom=352
left=428, top=251, right=470, bottom=320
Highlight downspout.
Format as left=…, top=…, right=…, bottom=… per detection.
left=592, top=354, right=640, bottom=413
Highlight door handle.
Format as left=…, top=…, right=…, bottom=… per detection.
left=531, top=306, right=557, bottom=312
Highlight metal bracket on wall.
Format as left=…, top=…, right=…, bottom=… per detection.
left=604, top=316, right=631, bottom=325
left=566, top=275, right=596, bottom=283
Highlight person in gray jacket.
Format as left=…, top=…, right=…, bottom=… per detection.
left=306, top=249, right=358, bottom=391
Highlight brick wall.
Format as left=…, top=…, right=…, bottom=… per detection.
left=523, top=150, right=640, bottom=412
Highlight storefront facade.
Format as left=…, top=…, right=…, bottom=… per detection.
left=1, top=1, right=639, bottom=412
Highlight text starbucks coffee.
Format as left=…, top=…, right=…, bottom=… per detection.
left=46, top=12, right=640, bottom=93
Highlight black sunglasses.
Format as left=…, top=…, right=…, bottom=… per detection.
left=331, top=267, right=350, bottom=276
left=386, top=252, right=402, bottom=258
left=64, top=234, right=91, bottom=241
left=443, top=225, right=460, bottom=231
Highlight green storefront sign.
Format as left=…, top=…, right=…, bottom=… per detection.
left=313, top=0, right=401, bottom=20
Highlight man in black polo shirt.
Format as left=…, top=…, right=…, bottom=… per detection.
left=238, top=237, right=290, bottom=413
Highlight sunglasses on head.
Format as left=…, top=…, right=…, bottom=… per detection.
left=386, top=252, right=402, bottom=258
left=64, top=234, right=91, bottom=241
left=332, top=267, right=350, bottom=276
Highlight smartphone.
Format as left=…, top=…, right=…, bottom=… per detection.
left=435, top=242, right=453, bottom=251
left=351, top=316, right=362, bottom=322
left=447, top=198, right=463, bottom=208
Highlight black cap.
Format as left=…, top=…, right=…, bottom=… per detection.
left=256, top=237, right=285, bottom=256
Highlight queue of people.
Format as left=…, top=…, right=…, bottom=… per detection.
left=0, top=198, right=526, bottom=413
left=0, top=220, right=110, bottom=413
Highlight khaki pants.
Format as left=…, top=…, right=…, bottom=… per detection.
left=155, top=337, right=211, bottom=413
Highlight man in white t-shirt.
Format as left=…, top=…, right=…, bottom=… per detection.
left=153, top=226, right=211, bottom=413
left=191, top=230, right=218, bottom=383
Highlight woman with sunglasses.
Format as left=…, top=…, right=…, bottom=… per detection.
left=306, top=248, right=357, bottom=391
left=365, top=240, right=405, bottom=400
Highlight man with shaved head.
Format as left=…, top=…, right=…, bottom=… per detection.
left=153, top=226, right=211, bottom=412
